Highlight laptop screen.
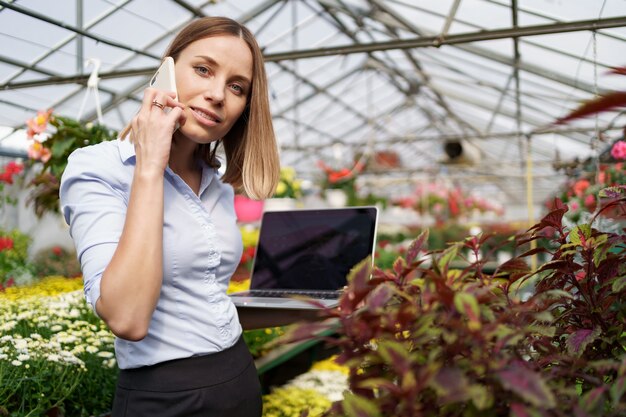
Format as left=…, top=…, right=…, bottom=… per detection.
left=250, top=207, right=378, bottom=291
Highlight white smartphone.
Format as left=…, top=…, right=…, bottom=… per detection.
left=149, top=56, right=178, bottom=101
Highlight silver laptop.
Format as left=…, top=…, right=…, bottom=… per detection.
left=229, top=206, right=378, bottom=309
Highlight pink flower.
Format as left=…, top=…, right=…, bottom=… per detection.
left=611, top=140, right=626, bottom=160
left=584, top=194, right=596, bottom=209
left=27, top=141, right=52, bottom=163
left=569, top=200, right=580, bottom=212
left=25, top=109, right=53, bottom=138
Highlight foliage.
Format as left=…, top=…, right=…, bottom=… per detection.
left=274, top=167, right=303, bottom=199
left=0, top=228, right=35, bottom=290
left=243, top=326, right=286, bottom=358
left=546, top=162, right=626, bottom=223
left=394, top=182, right=504, bottom=225
left=262, top=387, right=332, bottom=417
left=0, top=276, right=117, bottom=417
left=24, top=110, right=116, bottom=217
left=31, top=246, right=82, bottom=279
left=0, top=161, right=25, bottom=210
left=318, top=160, right=363, bottom=206
left=279, top=187, right=626, bottom=416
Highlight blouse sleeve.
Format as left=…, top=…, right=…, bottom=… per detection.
left=59, top=144, right=129, bottom=315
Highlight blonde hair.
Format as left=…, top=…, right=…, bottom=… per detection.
left=121, top=17, right=279, bottom=199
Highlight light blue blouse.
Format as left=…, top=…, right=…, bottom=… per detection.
left=60, top=138, right=243, bottom=369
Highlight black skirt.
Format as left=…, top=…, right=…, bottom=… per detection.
left=112, top=336, right=262, bottom=417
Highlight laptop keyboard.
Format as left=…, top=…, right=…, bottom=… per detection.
left=245, top=289, right=342, bottom=299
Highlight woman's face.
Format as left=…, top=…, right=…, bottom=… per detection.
left=173, top=35, right=253, bottom=144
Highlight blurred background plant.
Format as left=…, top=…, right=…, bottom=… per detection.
left=24, top=110, right=116, bottom=217
left=546, top=142, right=626, bottom=223
left=317, top=160, right=363, bottom=206
left=394, top=181, right=504, bottom=225
left=0, top=161, right=25, bottom=210
left=273, top=166, right=303, bottom=199
left=31, top=245, right=81, bottom=279
left=0, top=228, right=35, bottom=290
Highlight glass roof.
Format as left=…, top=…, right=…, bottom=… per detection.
left=1, top=0, right=625, bottom=219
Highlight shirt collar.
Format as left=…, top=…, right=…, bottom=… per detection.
left=117, top=137, right=136, bottom=163
left=117, top=137, right=217, bottom=194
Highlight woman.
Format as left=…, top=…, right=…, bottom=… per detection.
left=60, top=17, right=282, bottom=416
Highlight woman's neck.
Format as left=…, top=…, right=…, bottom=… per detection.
left=169, top=136, right=201, bottom=194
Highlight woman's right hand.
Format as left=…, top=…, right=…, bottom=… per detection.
left=131, top=88, right=185, bottom=174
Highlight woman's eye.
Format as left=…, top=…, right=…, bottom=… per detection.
left=194, top=66, right=210, bottom=76
left=230, top=84, right=244, bottom=95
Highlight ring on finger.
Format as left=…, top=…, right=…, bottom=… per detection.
left=151, top=100, right=165, bottom=110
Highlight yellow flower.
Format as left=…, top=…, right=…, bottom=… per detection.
left=281, top=166, right=296, bottom=182
left=275, top=181, right=287, bottom=196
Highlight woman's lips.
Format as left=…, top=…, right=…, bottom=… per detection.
left=190, top=107, right=221, bottom=127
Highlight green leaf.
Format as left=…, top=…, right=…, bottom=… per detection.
left=50, top=136, right=77, bottom=158
left=453, top=293, right=481, bottom=330
left=580, top=386, right=607, bottom=413
left=342, top=392, right=381, bottom=417
left=356, top=378, right=398, bottom=392
left=610, top=376, right=626, bottom=407
left=498, top=363, right=556, bottom=408
left=430, top=367, right=470, bottom=403
left=437, top=242, right=461, bottom=271
left=599, top=186, right=626, bottom=199
left=612, top=275, right=626, bottom=293
left=376, top=339, right=411, bottom=374
left=569, top=224, right=591, bottom=245
left=566, top=327, right=601, bottom=357
left=468, top=384, right=493, bottom=410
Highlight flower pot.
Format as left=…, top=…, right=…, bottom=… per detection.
left=234, top=195, right=264, bottom=222
left=325, top=189, right=348, bottom=208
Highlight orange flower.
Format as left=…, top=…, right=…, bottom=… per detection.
left=573, top=179, right=590, bottom=197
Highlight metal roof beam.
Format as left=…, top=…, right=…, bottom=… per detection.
left=387, top=0, right=616, bottom=71
left=0, top=0, right=161, bottom=60
left=262, top=16, right=626, bottom=61
left=280, top=125, right=620, bottom=151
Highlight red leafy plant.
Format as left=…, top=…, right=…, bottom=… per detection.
left=279, top=188, right=626, bottom=416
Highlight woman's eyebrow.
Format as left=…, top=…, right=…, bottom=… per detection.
left=194, top=54, right=251, bottom=85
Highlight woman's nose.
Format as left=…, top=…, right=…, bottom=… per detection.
left=203, top=80, right=225, bottom=105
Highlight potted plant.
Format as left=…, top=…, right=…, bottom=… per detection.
left=318, top=160, right=363, bottom=207
left=277, top=186, right=626, bottom=416
left=24, top=110, right=116, bottom=217
left=264, top=166, right=303, bottom=211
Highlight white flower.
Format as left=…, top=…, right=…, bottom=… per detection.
left=47, top=354, right=60, bottom=362
left=97, top=351, right=114, bottom=358
left=86, top=346, right=98, bottom=354
left=50, top=325, right=63, bottom=332
left=13, top=339, right=28, bottom=350
left=0, top=354, right=8, bottom=360
left=103, top=358, right=117, bottom=368
left=17, top=354, right=30, bottom=361
left=11, top=360, right=22, bottom=366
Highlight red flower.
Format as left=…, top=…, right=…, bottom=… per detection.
left=0, top=237, right=14, bottom=251
left=52, top=246, right=63, bottom=256
left=240, top=246, right=256, bottom=265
